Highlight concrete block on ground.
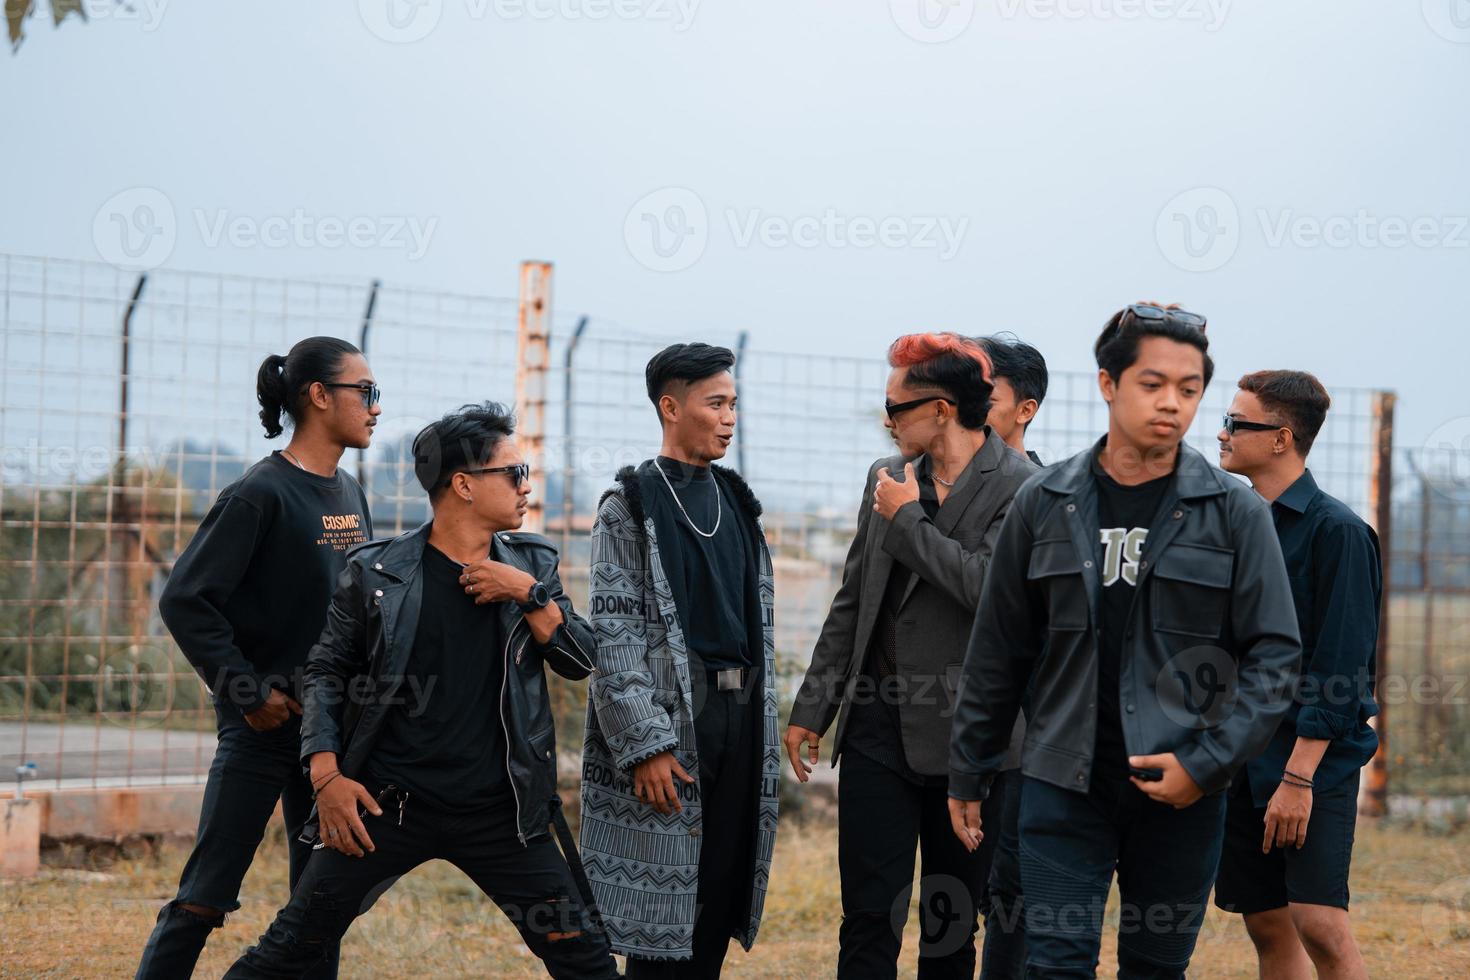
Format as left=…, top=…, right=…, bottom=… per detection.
left=2, top=798, right=42, bottom=878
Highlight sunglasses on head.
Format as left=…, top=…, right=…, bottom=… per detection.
left=1124, top=304, right=1207, bottom=332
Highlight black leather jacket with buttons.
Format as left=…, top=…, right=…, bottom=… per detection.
left=297, top=521, right=597, bottom=845
left=949, top=440, right=1302, bottom=801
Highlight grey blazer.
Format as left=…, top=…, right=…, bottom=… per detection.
left=789, top=429, right=1037, bottom=776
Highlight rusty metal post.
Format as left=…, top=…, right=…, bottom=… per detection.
left=516, top=262, right=552, bottom=533
left=1360, top=390, right=1395, bottom=817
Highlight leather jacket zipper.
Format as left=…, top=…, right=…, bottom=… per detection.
left=501, top=616, right=529, bottom=846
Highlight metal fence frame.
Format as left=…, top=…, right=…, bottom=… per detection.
left=2, top=253, right=1465, bottom=811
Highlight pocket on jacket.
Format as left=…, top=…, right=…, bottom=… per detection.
left=1151, top=544, right=1234, bottom=638
left=1026, top=538, right=1089, bottom=631
left=529, top=725, right=557, bottom=765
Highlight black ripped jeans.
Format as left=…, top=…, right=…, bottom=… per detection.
left=136, top=704, right=334, bottom=980
left=224, top=793, right=619, bottom=979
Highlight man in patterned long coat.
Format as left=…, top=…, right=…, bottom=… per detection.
left=580, top=342, right=781, bottom=977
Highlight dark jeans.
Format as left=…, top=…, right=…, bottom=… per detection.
left=224, top=793, right=619, bottom=978
left=835, top=752, right=1024, bottom=979
left=1018, top=774, right=1227, bottom=979
left=982, top=768, right=1027, bottom=980
left=626, top=675, right=759, bottom=980
left=136, top=704, right=335, bottom=980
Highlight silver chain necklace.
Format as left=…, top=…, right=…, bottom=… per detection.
left=281, top=448, right=307, bottom=471
left=653, top=458, right=721, bottom=538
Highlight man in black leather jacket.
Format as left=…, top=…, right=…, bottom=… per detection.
left=225, top=402, right=618, bottom=979
left=948, top=305, right=1302, bottom=979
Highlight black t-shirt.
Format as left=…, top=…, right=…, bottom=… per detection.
left=642, top=456, right=754, bottom=671
left=1091, top=453, right=1174, bottom=781
left=161, top=451, right=371, bottom=711
left=367, top=542, right=508, bottom=812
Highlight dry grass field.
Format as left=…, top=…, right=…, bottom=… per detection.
left=4, top=817, right=1470, bottom=978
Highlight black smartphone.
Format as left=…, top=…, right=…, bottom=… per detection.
left=1129, top=766, right=1163, bottom=782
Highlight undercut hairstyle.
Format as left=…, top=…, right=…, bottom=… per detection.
left=888, top=332, right=995, bottom=430
left=978, top=333, right=1049, bottom=428
left=645, top=343, right=737, bottom=424
left=1094, top=304, right=1214, bottom=388
left=412, top=401, right=517, bottom=498
left=1237, top=370, right=1331, bottom=459
left=255, top=336, right=361, bottom=439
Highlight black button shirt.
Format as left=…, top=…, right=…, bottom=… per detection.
left=1244, top=468, right=1382, bottom=804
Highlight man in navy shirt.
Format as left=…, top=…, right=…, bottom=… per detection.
left=1216, top=370, right=1380, bottom=980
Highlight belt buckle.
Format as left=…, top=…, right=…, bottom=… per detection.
left=716, top=668, right=743, bottom=691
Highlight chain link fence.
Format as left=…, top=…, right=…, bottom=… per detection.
left=1, top=253, right=1464, bottom=805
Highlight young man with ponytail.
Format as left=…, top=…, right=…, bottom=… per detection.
left=786, top=332, right=1036, bottom=978
left=136, top=337, right=378, bottom=979
left=947, top=305, right=1302, bottom=978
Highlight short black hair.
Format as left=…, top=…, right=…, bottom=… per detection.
left=1095, top=304, right=1214, bottom=388
left=412, top=401, right=517, bottom=498
left=1237, top=370, right=1332, bottom=458
left=645, top=343, right=736, bottom=423
left=977, top=333, right=1049, bottom=428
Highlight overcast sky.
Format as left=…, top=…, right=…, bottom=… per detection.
left=3, top=0, right=1467, bottom=454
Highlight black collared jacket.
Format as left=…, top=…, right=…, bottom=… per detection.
left=297, top=522, right=597, bottom=845
left=949, top=440, right=1302, bottom=800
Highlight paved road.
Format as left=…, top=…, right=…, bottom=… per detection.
left=1, top=721, right=214, bottom=789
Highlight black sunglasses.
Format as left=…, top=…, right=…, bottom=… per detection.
left=322, top=382, right=382, bottom=408
left=454, top=463, right=531, bottom=488
left=885, top=396, right=954, bottom=420
left=1221, top=414, right=1286, bottom=436
left=1125, top=304, right=1208, bottom=332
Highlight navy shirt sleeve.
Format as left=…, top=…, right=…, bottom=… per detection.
left=1296, top=519, right=1382, bottom=742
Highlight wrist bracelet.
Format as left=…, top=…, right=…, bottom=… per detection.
left=311, top=768, right=340, bottom=788
left=1282, top=769, right=1314, bottom=788
left=312, top=771, right=343, bottom=798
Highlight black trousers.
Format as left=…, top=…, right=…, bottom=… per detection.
left=136, top=706, right=335, bottom=980
left=836, top=752, right=1025, bottom=979
left=224, top=793, right=620, bottom=979
left=626, top=675, right=760, bottom=980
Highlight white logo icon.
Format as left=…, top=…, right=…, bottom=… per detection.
left=93, top=187, right=177, bottom=271
left=624, top=188, right=708, bottom=273
left=1156, top=187, right=1240, bottom=273
left=359, top=0, right=443, bottom=43
left=1424, top=0, right=1470, bottom=43
left=890, top=0, right=976, bottom=44
left=1420, top=416, right=1470, bottom=501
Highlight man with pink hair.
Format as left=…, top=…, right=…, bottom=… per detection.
left=787, top=333, right=1037, bottom=978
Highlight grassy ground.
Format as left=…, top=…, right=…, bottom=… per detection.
left=4, top=818, right=1470, bottom=978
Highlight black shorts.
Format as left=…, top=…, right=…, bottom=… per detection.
left=1214, top=768, right=1360, bottom=915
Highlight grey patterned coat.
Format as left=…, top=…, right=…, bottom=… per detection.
left=579, top=462, right=780, bottom=961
